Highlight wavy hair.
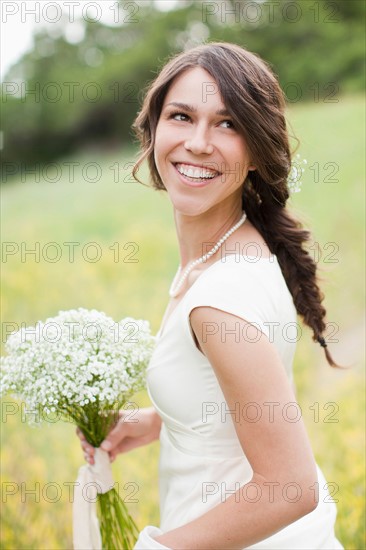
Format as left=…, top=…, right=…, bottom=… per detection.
left=132, top=41, right=344, bottom=368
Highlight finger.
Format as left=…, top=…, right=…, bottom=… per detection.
left=83, top=444, right=95, bottom=462
left=76, top=428, right=86, bottom=442
left=100, top=419, right=127, bottom=452
left=81, top=442, right=95, bottom=455
left=108, top=437, right=137, bottom=456
left=84, top=451, right=95, bottom=465
left=81, top=445, right=95, bottom=456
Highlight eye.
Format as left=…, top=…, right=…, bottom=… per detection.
left=168, top=111, right=190, bottom=122
left=220, top=119, right=235, bottom=129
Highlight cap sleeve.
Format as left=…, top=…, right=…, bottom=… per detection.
left=182, top=256, right=283, bottom=343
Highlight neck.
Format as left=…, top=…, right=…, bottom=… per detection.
left=173, top=204, right=244, bottom=269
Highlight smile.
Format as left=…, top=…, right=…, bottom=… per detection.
left=174, top=163, right=221, bottom=182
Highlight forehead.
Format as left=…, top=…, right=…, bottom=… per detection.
left=163, top=66, right=226, bottom=109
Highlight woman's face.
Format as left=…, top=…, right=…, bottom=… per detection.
left=153, top=66, right=255, bottom=217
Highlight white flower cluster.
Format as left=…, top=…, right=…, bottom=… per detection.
left=0, top=308, right=156, bottom=424
left=288, top=154, right=307, bottom=193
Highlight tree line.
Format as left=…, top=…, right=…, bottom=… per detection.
left=1, top=0, right=364, bottom=177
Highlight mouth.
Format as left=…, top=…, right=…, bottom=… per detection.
left=173, top=162, right=221, bottom=186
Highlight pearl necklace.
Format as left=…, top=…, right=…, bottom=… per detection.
left=169, top=211, right=247, bottom=298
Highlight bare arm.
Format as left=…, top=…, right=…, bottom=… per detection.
left=154, top=307, right=318, bottom=550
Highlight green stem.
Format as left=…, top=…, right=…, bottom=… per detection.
left=97, top=489, right=139, bottom=549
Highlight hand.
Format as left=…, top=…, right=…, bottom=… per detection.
left=76, top=406, right=162, bottom=464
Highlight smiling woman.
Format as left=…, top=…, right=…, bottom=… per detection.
left=77, top=42, right=346, bottom=549
left=153, top=67, right=255, bottom=216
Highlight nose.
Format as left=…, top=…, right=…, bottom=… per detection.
left=184, top=123, right=214, bottom=155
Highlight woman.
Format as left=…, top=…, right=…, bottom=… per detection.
left=78, top=42, right=345, bottom=549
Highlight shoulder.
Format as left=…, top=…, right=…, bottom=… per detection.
left=186, top=254, right=281, bottom=353
left=185, top=250, right=295, bottom=353
left=187, top=250, right=281, bottom=299
left=186, top=219, right=274, bottom=289
left=182, top=220, right=295, bottom=351
left=234, top=219, right=273, bottom=260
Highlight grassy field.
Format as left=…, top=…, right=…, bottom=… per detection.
left=1, top=94, right=365, bottom=549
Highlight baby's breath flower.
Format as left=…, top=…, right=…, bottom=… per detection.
left=288, top=153, right=307, bottom=193
left=0, top=308, right=156, bottom=427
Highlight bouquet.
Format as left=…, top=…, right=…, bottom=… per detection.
left=0, top=307, right=156, bottom=549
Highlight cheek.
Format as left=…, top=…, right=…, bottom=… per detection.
left=153, top=140, right=162, bottom=171
left=153, top=127, right=167, bottom=166
left=232, top=143, right=252, bottom=173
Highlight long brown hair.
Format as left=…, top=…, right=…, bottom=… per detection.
left=132, top=41, right=345, bottom=368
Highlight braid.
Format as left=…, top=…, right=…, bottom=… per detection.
left=242, top=174, right=346, bottom=368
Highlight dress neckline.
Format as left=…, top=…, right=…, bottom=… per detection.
left=157, top=252, right=277, bottom=339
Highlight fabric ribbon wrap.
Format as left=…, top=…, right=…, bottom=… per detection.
left=73, top=448, right=115, bottom=550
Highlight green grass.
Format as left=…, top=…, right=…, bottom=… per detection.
left=1, top=94, right=365, bottom=549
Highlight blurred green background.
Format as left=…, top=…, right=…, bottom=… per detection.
left=1, top=1, right=365, bottom=548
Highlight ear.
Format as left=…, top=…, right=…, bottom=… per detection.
left=248, top=165, right=256, bottom=171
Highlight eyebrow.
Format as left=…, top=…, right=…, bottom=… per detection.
left=164, top=102, right=230, bottom=117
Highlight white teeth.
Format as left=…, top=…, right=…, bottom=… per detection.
left=176, top=163, right=219, bottom=179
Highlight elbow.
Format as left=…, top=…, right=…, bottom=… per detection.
left=253, top=469, right=320, bottom=522
left=269, top=470, right=320, bottom=521
left=300, top=490, right=319, bottom=516
left=278, top=484, right=319, bottom=526
left=292, top=474, right=320, bottom=519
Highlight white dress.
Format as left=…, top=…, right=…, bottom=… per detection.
left=140, top=253, right=344, bottom=549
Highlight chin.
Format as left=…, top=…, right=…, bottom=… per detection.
left=170, top=199, right=212, bottom=218
left=166, top=192, right=203, bottom=216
